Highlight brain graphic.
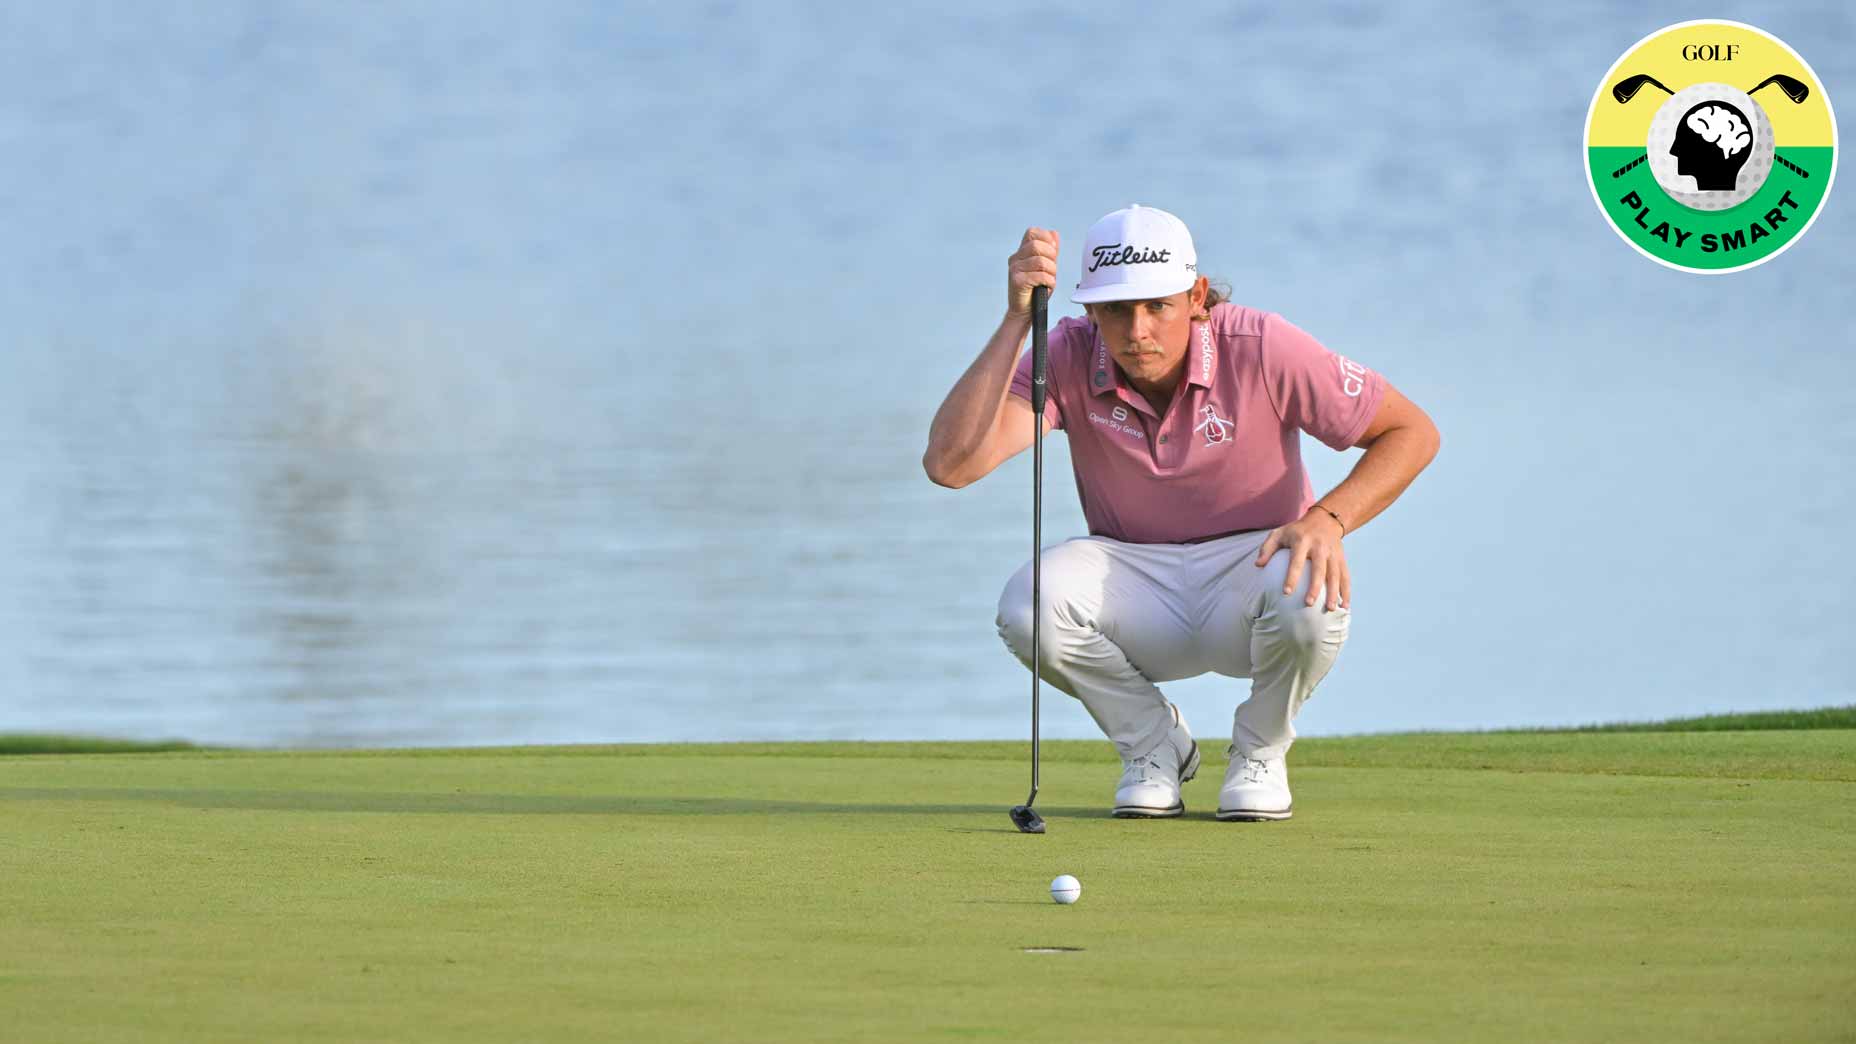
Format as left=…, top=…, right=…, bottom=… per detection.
left=1686, top=104, right=1752, bottom=159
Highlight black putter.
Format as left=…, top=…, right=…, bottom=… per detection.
left=1749, top=74, right=1809, bottom=104
left=1749, top=74, right=1814, bottom=177
left=1611, top=73, right=1674, bottom=103
left=1008, top=284, right=1050, bottom=835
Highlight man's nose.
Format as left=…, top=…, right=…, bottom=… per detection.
left=1129, top=311, right=1157, bottom=343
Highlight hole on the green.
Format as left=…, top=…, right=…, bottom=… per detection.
left=1021, top=946, right=1084, bottom=954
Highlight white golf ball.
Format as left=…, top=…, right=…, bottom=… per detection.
left=1050, top=874, right=1081, bottom=904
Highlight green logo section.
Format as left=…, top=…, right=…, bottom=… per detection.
left=1588, top=146, right=1832, bottom=269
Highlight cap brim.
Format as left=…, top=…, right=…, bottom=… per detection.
left=1070, top=275, right=1196, bottom=304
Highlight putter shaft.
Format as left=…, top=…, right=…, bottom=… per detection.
left=1025, top=284, right=1048, bottom=812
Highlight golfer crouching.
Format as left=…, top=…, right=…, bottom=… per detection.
left=922, top=205, right=1440, bottom=821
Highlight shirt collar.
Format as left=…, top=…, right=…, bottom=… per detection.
left=1188, top=317, right=1217, bottom=390
left=1088, top=330, right=1119, bottom=397
left=1088, top=319, right=1217, bottom=398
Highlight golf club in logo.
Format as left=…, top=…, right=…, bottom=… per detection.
left=1584, top=21, right=1836, bottom=273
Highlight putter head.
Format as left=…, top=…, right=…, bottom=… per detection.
left=1611, top=73, right=1674, bottom=104
left=1750, top=74, right=1809, bottom=104
left=1008, top=805, right=1046, bottom=834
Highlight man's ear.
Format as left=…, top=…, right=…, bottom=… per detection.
left=1188, top=277, right=1211, bottom=319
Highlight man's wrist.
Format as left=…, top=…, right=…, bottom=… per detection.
left=1310, top=502, right=1345, bottom=534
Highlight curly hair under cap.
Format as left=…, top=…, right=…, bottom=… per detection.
left=1083, top=278, right=1231, bottom=322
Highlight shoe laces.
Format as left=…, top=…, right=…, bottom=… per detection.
left=1121, top=749, right=1170, bottom=784
left=1225, top=745, right=1271, bottom=784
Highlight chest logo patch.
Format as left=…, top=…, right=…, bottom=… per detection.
left=1194, top=403, right=1235, bottom=446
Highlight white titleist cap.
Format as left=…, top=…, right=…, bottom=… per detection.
left=1071, top=204, right=1198, bottom=304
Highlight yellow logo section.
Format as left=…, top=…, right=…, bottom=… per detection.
left=1588, top=24, right=1834, bottom=147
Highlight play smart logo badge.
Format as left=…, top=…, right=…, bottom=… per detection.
left=1584, top=20, right=1836, bottom=273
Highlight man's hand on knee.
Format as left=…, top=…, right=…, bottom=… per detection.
left=1254, top=513, right=1349, bottom=612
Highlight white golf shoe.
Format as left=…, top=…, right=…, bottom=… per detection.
left=1112, top=703, right=1200, bottom=818
left=1215, top=746, right=1292, bottom=821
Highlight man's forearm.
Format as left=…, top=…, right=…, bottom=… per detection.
left=1310, top=425, right=1440, bottom=535
left=923, top=313, right=1031, bottom=479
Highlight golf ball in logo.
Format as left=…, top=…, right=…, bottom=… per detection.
left=1646, top=83, right=1775, bottom=209
left=1050, top=874, right=1081, bottom=904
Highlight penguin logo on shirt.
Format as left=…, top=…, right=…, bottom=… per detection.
left=1194, top=403, right=1234, bottom=446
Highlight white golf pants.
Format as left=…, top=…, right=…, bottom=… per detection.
left=995, top=529, right=1350, bottom=763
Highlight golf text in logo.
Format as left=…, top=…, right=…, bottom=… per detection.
left=1584, top=20, right=1836, bottom=273
left=1194, top=403, right=1234, bottom=446
left=1336, top=356, right=1367, bottom=397
left=1087, top=243, right=1171, bottom=272
left=1087, top=410, right=1144, bottom=439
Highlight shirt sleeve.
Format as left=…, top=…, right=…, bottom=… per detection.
left=1007, top=324, right=1065, bottom=431
left=1257, top=313, right=1385, bottom=450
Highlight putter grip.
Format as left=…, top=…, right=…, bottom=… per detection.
left=1030, top=285, right=1049, bottom=415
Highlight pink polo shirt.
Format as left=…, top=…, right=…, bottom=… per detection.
left=1008, top=301, right=1385, bottom=545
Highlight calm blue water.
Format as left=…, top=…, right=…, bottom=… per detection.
left=2, top=2, right=1852, bottom=747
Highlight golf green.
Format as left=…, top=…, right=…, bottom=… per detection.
left=3, top=728, right=1852, bottom=1042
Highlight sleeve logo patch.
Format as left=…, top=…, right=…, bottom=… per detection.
left=1335, top=357, right=1367, bottom=398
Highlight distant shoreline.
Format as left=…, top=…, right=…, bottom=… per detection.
left=4, top=704, right=1850, bottom=756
